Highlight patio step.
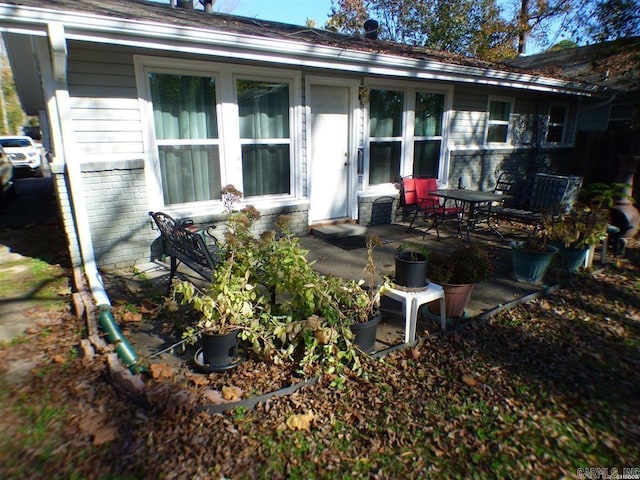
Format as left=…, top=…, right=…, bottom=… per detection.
left=310, top=223, right=368, bottom=240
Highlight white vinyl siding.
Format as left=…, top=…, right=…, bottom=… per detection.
left=67, top=44, right=143, bottom=162
left=448, top=92, right=487, bottom=149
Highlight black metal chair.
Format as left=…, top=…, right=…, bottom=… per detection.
left=149, top=211, right=222, bottom=288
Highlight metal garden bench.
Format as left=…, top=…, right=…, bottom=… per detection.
left=149, top=211, right=222, bottom=287
left=485, top=172, right=583, bottom=228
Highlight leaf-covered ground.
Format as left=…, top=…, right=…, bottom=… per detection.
left=0, top=234, right=639, bottom=479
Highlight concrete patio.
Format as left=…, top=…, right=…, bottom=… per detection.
left=122, top=218, right=560, bottom=355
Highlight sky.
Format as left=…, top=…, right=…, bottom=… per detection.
left=219, top=0, right=334, bottom=27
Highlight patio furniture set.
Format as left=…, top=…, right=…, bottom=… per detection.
left=148, top=171, right=583, bottom=346
left=149, top=209, right=447, bottom=343
left=400, top=172, right=584, bottom=242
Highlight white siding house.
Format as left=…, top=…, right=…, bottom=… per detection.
left=0, top=0, right=607, bottom=276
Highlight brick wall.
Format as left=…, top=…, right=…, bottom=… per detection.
left=449, top=149, right=579, bottom=193
left=184, top=203, right=310, bottom=246
left=449, top=150, right=532, bottom=192
left=358, top=193, right=401, bottom=226
left=50, top=164, right=82, bottom=269
left=77, top=159, right=310, bottom=270
left=81, top=159, right=154, bottom=269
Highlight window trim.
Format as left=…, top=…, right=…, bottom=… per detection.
left=544, top=103, right=568, bottom=145
left=366, top=87, right=405, bottom=188
left=411, top=90, right=446, bottom=179
left=362, top=79, right=452, bottom=191
left=484, top=96, right=514, bottom=146
left=233, top=75, right=295, bottom=199
left=134, top=55, right=302, bottom=214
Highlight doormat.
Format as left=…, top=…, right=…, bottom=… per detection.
left=325, top=235, right=392, bottom=251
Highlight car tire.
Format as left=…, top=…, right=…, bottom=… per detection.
left=34, top=166, right=45, bottom=178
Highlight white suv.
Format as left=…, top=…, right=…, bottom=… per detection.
left=0, top=135, right=44, bottom=177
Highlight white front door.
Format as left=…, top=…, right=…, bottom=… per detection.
left=309, top=84, right=352, bottom=223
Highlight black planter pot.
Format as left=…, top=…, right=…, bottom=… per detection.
left=198, top=329, right=241, bottom=371
left=394, top=252, right=428, bottom=288
left=351, top=314, right=382, bottom=353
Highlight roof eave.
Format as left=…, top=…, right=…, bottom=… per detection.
left=0, top=3, right=602, bottom=96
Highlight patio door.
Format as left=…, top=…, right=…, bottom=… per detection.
left=309, top=84, right=353, bottom=223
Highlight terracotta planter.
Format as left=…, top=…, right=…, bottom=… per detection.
left=428, top=283, right=474, bottom=319
left=350, top=314, right=382, bottom=353
left=394, top=252, right=428, bottom=288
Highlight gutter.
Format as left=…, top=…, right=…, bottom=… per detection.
left=578, top=90, right=620, bottom=112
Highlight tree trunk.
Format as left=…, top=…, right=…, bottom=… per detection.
left=518, top=0, right=529, bottom=55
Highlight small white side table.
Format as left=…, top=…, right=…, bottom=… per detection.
left=382, top=283, right=446, bottom=343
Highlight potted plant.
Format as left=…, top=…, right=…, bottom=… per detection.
left=301, top=234, right=387, bottom=354
left=342, top=234, right=387, bottom=352
left=224, top=217, right=384, bottom=382
left=426, top=244, right=494, bottom=318
left=169, top=192, right=271, bottom=371
left=539, top=182, right=628, bottom=272
left=541, top=207, right=608, bottom=272
left=394, top=242, right=429, bottom=288
left=511, top=233, right=559, bottom=285
left=172, top=252, right=269, bottom=371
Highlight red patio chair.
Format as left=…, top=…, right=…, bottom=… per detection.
left=397, top=176, right=419, bottom=221
left=408, top=177, right=463, bottom=240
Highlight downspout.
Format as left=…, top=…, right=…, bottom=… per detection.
left=48, top=23, right=110, bottom=308
left=47, top=24, right=144, bottom=372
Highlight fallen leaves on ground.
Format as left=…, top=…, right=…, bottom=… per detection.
left=149, top=363, right=174, bottom=380
left=0, top=244, right=639, bottom=479
left=221, top=385, right=242, bottom=401
left=286, top=411, right=314, bottom=431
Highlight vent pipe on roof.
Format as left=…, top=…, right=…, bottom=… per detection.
left=364, top=19, right=379, bottom=40
left=176, top=0, right=193, bottom=9
left=202, top=0, right=214, bottom=13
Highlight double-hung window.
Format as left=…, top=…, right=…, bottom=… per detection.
left=146, top=62, right=296, bottom=206
left=368, top=89, right=404, bottom=185
left=237, top=79, right=291, bottom=197
left=413, top=92, right=444, bottom=178
left=545, top=105, right=567, bottom=144
left=485, top=97, right=513, bottom=144
left=150, top=73, right=221, bottom=206
left=367, top=88, right=447, bottom=185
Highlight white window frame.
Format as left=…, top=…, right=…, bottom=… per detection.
left=366, top=86, right=406, bottom=190
left=544, top=104, right=568, bottom=145
left=233, top=74, right=295, bottom=200
left=363, top=79, right=452, bottom=192
left=148, top=70, right=224, bottom=208
left=484, top=96, right=514, bottom=146
left=411, top=89, right=447, bottom=179
left=134, top=55, right=302, bottom=215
